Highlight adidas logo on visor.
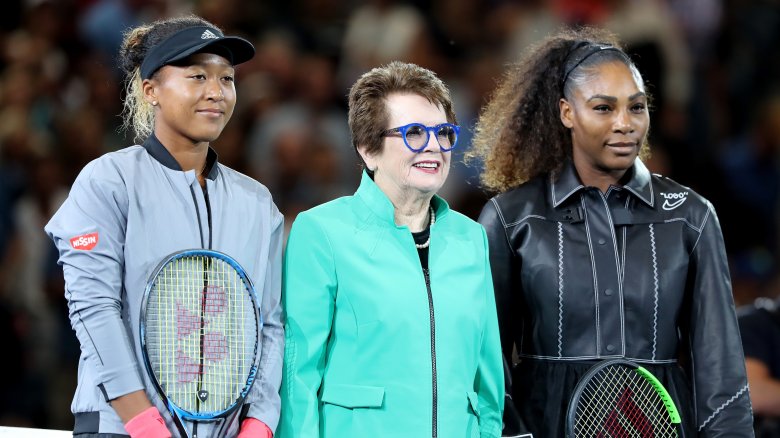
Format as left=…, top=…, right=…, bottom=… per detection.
left=201, top=30, right=218, bottom=40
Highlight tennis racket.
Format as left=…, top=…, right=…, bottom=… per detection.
left=566, top=359, right=682, bottom=438
left=140, top=249, right=261, bottom=438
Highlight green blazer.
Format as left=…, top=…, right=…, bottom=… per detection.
left=278, top=172, right=504, bottom=438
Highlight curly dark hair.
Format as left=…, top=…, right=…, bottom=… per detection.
left=467, top=27, right=651, bottom=193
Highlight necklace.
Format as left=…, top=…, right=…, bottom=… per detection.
left=415, top=206, right=436, bottom=249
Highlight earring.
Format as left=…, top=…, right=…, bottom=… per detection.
left=151, top=101, right=158, bottom=106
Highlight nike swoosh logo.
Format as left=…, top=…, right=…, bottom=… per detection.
left=662, top=198, right=686, bottom=210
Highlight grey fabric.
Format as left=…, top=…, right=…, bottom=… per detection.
left=46, top=137, right=284, bottom=435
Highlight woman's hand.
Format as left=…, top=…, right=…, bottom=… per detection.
left=123, top=406, right=171, bottom=438
left=237, top=418, right=274, bottom=438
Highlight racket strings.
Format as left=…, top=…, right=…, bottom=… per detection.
left=145, top=255, right=257, bottom=415
left=574, top=366, right=677, bottom=437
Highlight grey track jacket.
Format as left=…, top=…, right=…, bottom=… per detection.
left=45, top=135, right=284, bottom=436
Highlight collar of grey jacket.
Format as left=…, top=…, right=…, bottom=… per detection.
left=142, top=133, right=220, bottom=180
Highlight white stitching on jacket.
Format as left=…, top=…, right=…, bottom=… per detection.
left=650, top=224, right=658, bottom=360
left=504, top=214, right=546, bottom=227
left=557, top=222, right=564, bottom=358
left=691, top=206, right=711, bottom=253
left=698, top=384, right=749, bottom=431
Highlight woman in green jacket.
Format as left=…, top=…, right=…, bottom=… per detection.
left=277, top=61, right=504, bottom=438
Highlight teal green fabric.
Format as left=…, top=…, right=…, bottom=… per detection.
left=278, top=172, right=504, bottom=438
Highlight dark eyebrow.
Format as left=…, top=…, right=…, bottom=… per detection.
left=586, top=91, right=647, bottom=103
left=587, top=94, right=617, bottom=103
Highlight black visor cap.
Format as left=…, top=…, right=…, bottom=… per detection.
left=140, top=26, right=255, bottom=79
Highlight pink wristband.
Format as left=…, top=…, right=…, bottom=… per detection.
left=124, top=407, right=171, bottom=438
left=237, top=418, right=273, bottom=438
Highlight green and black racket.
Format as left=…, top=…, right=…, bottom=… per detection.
left=566, top=359, right=682, bottom=438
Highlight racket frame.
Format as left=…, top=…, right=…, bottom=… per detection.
left=565, top=358, right=682, bottom=438
left=139, top=249, right=262, bottom=437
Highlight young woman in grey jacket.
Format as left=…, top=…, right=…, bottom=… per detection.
left=45, top=16, right=283, bottom=438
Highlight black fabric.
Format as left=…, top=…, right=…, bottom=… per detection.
left=501, top=354, right=530, bottom=437
left=140, top=26, right=254, bottom=79
left=73, top=412, right=101, bottom=435
left=412, top=228, right=430, bottom=270
left=739, top=299, right=780, bottom=437
left=511, top=359, right=695, bottom=438
left=562, top=42, right=629, bottom=89
left=739, top=300, right=780, bottom=378
left=73, top=434, right=129, bottom=438
left=479, top=158, right=754, bottom=435
left=97, top=384, right=109, bottom=403
left=142, top=133, right=220, bottom=180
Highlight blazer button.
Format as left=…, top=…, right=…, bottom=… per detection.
left=598, top=238, right=606, bottom=245
left=604, top=289, right=613, bottom=296
left=606, top=344, right=615, bottom=352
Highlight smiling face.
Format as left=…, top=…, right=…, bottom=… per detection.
left=359, top=92, right=451, bottom=204
left=144, top=52, right=236, bottom=149
left=560, top=61, right=649, bottom=187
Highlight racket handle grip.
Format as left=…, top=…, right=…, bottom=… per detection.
left=124, top=406, right=172, bottom=438
left=237, top=418, right=273, bottom=438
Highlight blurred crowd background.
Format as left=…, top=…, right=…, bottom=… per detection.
left=0, top=0, right=778, bottom=430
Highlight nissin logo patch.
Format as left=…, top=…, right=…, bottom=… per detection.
left=70, top=232, right=99, bottom=250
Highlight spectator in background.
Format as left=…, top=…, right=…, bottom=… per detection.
left=0, top=154, right=75, bottom=427
left=739, top=280, right=780, bottom=437
left=338, top=0, right=426, bottom=89
left=718, top=93, right=780, bottom=270
left=246, top=43, right=355, bottom=230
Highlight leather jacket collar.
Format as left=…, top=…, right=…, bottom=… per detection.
left=551, top=159, right=655, bottom=208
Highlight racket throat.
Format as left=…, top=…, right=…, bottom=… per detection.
left=196, top=258, right=212, bottom=412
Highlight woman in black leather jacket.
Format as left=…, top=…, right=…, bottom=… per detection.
left=469, top=27, right=754, bottom=437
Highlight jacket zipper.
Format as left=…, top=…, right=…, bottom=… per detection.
left=423, top=267, right=438, bottom=437
left=188, top=183, right=212, bottom=438
left=188, top=184, right=213, bottom=249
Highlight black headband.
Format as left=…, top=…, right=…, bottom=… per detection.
left=140, top=26, right=255, bottom=79
left=561, top=41, right=626, bottom=90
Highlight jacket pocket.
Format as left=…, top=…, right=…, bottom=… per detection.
left=467, top=391, right=481, bottom=417
left=321, top=383, right=385, bottom=409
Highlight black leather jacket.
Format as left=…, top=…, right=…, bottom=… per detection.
left=479, top=159, right=754, bottom=436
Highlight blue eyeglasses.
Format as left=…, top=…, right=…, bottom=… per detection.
left=380, top=123, right=460, bottom=153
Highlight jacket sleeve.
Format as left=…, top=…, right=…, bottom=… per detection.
left=44, top=160, right=145, bottom=401
left=245, top=206, right=285, bottom=432
left=475, top=227, right=505, bottom=438
left=478, top=198, right=535, bottom=437
left=687, top=202, right=754, bottom=436
left=477, top=198, right=517, bottom=360
left=277, top=212, right=336, bottom=438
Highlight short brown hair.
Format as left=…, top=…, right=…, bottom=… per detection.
left=348, top=61, right=456, bottom=168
